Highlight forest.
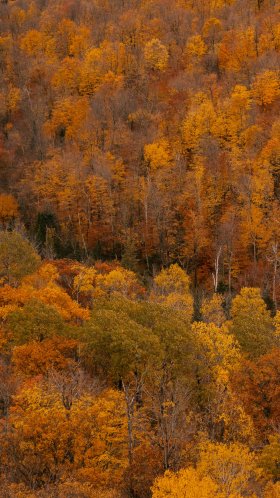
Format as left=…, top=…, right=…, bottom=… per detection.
left=1, top=0, right=280, bottom=496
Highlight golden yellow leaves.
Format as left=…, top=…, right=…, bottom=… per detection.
left=259, top=434, right=280, bottom=481
left=251, top=70, right=280, bottom=107
left=151, top=264, right=194, bottom=320
left=182, top=97, right=216, bottom=151
left=201, top=293, right=226, bottom=326
left=56, top=19, right=90, bottom=58
left=73, top=267, right=97, bottom=300
left=258, top=20, right=280, bottom=55
left=20, top=30, right=56, bottom=61
left=79, top=47, right=104, bottom=95
left=20, top=18, right=91, bottom=66
left=144, top=38, right=169, bottom=71
left=71, top=389, right=128, bottom=485
left=184, top=35, right=207, bottom=65
left=179, top=0, right=235, bottom=13
left=0, top=262, right=89, bottom=324
left=231, top=85, right=251, bottom=112
left=144, top=139, right=171, bottom=171
left=231, top=287, right=269, bottom=318
left=68, top=26, right=91, bottom=58
left=274, top=311, right=280, bottom=338
left=154, top=263, right=191, bottom=295
left=94, top=267, right=144, bottom=300
left=197, top=441, right=260, bottom=496
left=6, top=86, right=21, bottom=113
left=230, top=288, right=275, bottom=357
left=79, top=43, right=124, bottom=96
left=152, top=442, right=259, bottom=498
left=4, top=383, right=128, bottom=489
left=33, top=283, right=89, bottom=321
left=192, top=321, right=240, bottom=372
left=152, top=467, right=221, bottom=498
left=52, top=57, right=81, bottom=94
left=191, top=321, right=254, bottom=442
left=44, top=97, right=90, bottom=142
left=203, top=17, right=222, bottom=40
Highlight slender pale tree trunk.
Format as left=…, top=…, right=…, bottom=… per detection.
left=212, top=246, right=222, bottom=293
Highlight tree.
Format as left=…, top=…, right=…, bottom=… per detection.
left=0, top=231, right=40, bottom=286
left=7, top=299, right=66, bottom=345
left=144, top=140, right=172, bottom=172
left=152, top=467, right=221, bottom=498
left=197, top=441, right=259, bottom=497
left=121, top=236, right=140, bottom=272
left=72, top=266, right=97, bottom=304
left=131, top=302, right=196, bottom=470
left=218, top=28, right=257, bottom=76
left=0, top=262, right=89, bottom=324
left=144, top=39, right=169, bottom=71
left=202, top=17, right=222, bottom=52
left=152, top=442, right=259, bottom=498
left=252, top=70, right=280, bottom=107
left=12, top=337, right=78, bottom=377
left=1, top=381, right=128, bottom=491
left=82, top=301, right=161, bottom=469
left=20, top=29, right=56, bottom=61
left=230, top=288, right=275, bottom=357
left=44, top=96, right=90, bottom=143
left=201, top=294, right=226, bottom=326
left=232, top=349, right=280, bottom=439
left=260, top=434, right=280, bottom=480
left=151, top=264, right=194, bottom=321
left=184, top=35, right=207, bottom=66
left=82, top=298, right=195, bottom=471
left=192, top=322, right=248, bottom=442
left=94, top=267, right=144, bottom=300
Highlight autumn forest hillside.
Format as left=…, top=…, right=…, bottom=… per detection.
left=1, top=0, right=280, bottom=497
left=0, top=0, right=280, bottom=298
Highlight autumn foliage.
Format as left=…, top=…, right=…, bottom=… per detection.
left=1, top=0, right=280, bottom=496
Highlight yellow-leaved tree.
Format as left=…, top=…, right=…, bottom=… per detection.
left=152, top=467, right=222, bottom=498
left=201, top=293, right=226, bottom=326
left=252, top=70, right=280, bottom=107
left=144, top=39, right=169, bottom=71
left=192, top=322, right=253, bottom=443
left=144, top=139, right=172, bottom=172
left=152, top=441, right=260, bottom=497
left=230, top=287, right=275, bottom=357
left=1, top=381, right=128, bottom=491
left=94, top=266, right=144, bottom=300
left=151, top=264, right=193, bottom=321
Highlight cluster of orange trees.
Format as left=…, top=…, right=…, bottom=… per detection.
left=1, top=0, right=280, bottom=302
left=0, top=231, right=279, bottom=497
